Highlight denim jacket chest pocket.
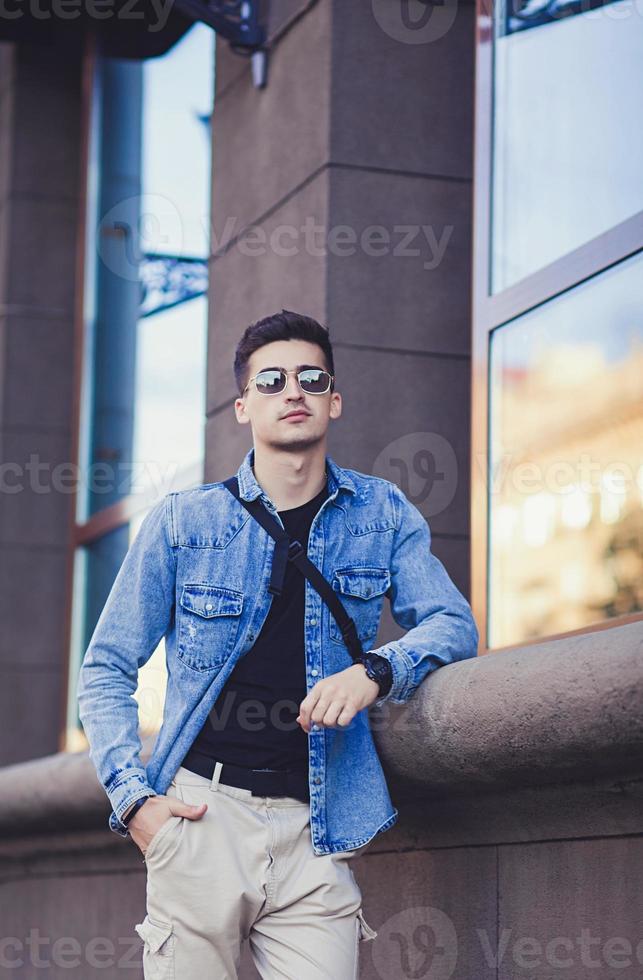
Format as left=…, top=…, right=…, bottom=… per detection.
left=329, top=566, right=391, bottom=646
left=177, top=582, right=244, bottom=671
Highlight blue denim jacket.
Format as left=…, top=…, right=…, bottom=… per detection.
left=77, top=447, right=479, bottom=854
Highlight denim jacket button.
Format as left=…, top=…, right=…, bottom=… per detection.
left=310, top=618, right=317, bottom=626
left=314, top=777, right=321, bottom=784
left=311, top=669, right=318, bottom=677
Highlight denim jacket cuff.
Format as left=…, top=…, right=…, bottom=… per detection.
left=367, top=642, right=413, bottom=705
left=106, top=769, right=157, bottom=836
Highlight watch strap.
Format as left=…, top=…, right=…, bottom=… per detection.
left=122, top=795, right=152, bottom=827
left=360, top=652, right=393, bottom=697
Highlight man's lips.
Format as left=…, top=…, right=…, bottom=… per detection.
left=282, top=411, right=311, bottom=420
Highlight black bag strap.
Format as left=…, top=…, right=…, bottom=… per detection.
left=222, top=476, right=365, bottom=665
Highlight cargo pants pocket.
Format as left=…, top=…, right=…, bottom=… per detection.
left=134, top=915, right=175, bottom=979
left=357, top=907, right=378, bottom=942
left=353, top=908, right=378, bottom=980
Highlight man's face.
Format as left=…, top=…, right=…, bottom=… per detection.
left=234, top=339, right=342, bottom=452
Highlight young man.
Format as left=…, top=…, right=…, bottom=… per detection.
left=77, top=310, right=479, bottom=979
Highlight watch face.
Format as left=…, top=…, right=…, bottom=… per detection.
left=363, top=654, right=392, bottom=694
left=365, top=656, right=389, bottom=682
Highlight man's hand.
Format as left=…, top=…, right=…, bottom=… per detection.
left=128, top=795, right=208, bottom=856
left=296, top=664, right=380, bottom=733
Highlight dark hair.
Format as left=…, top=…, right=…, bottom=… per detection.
left=233, top=309, right=335, bottom=395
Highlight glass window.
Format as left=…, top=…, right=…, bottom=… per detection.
left=133, top=24, right=212, bottom=496
left=66, top=26, right=214, bottom=750
left=491, top=0, right=643, bottom=293
left=488, top=250, right=643, bottom=648
left=65, top=517, right=168, bottom=749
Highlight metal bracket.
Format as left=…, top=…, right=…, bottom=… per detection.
left=173, top=0, right=266, bottom=50
left=139, top=253, right=208, bottom=318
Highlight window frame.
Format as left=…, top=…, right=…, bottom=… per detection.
left=60, top=34, right=207, bottom=752
left=472, top=0, right=643, bottom=653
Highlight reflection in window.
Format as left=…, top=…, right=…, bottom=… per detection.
left=66, top=518, right=168, bottom=748
left=68, top=26, right=214, bottom=751
left=125, top=511, right=168, bottom=738
left=499, top=0, right=618, bottom=36
left=488, top=250, right=643, bottom=648
left=491, top=0, right=643, bottom=292
left=133, top=24, right=213, bottom=496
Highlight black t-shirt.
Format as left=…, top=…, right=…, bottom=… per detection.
left=183, top=476, right=330, bottom=771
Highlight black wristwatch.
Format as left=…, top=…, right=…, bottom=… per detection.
left=359, top=652, right=393, bottom=697
left=122, top=795, right=153, bottom=827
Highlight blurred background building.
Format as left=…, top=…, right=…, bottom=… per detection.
left=0, top=0, right=642, bottom=977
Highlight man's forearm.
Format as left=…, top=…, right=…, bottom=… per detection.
left=370, top=485, right=479, bottom=706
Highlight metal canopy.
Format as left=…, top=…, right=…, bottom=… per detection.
left=0, top=0, right=265, bottom=59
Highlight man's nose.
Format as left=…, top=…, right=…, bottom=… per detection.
left=284, top=373, right=304, bottom=397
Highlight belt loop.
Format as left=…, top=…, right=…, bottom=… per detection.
left=210, top=760, right=223, bottom=792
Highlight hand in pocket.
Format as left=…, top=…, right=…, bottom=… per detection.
left=128, top=795, right=208, bottom=856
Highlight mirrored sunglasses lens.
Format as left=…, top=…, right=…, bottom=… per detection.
left=299, top=370, right=330, bottom=393
left=255, top=370, right=286, bottom=393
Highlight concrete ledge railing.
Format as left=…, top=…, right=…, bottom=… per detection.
left=375, top=618, right=643, bottom=798
left=0, top=735, right=157, bottom=838
left=0, top=620, right=642, bottom=837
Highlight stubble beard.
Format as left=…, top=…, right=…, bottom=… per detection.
left=264, top=426, right=323, bottom=455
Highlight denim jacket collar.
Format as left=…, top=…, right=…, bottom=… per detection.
left=236, top=446, right=358, bottom=503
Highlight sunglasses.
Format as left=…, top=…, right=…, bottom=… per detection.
left=242, top=367, right=334, bottom=396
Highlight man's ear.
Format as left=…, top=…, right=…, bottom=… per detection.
left=234, top=398, right=251, bottom=425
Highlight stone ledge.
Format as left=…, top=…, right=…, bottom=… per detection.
left=0, top=620, right=641, bottom=840
left=0, top=734, right=156, bottom=839
left=375, top=618, right=643, bottom=796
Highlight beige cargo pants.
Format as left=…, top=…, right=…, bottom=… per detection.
left=134, top=764, right=378, bottom=979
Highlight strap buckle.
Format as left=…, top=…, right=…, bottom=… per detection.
left=288, top=539, right=304, bottom=560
